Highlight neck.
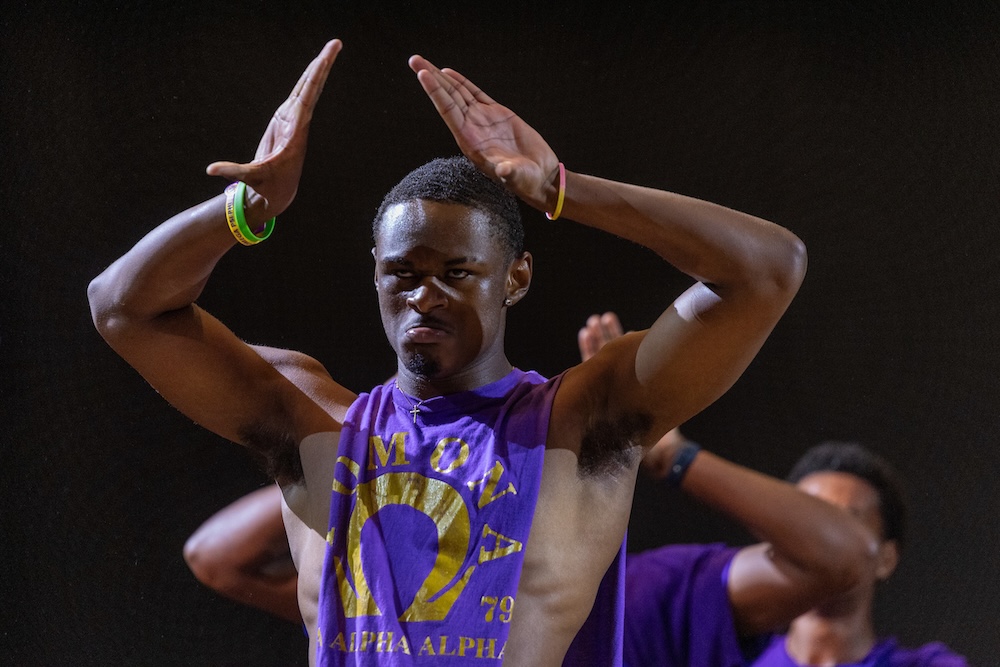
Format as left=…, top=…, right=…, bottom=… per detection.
left=396, top=356, right=514, bottom=399
left=785, top=603, right=877, bottom=666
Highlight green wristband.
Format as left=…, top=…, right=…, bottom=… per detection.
left=233, top=181, right=275, bottom=243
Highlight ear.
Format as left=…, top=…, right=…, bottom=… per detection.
left=372, top=247, right=379, bottom=289
left=874, top=539, right=900, bottom=581
left=504, top=251, right=532, bottom=306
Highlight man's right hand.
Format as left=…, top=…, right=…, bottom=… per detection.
left=206, top=39, right=342, bottom=226
left=88, top=40, right=351, bottom=477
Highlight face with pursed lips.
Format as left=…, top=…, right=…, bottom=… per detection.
left=373, top=199, right=531, bottom=392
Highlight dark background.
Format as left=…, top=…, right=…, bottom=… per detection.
left=3, top=1, right=998, bottom=664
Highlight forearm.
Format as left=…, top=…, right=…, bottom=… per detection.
left=90, top=39, right=340, bottom=329
left=680, top=449, right=871, bottom=574
left=559, top=171, right=806, bottom=299
left=88, top=194, right=238, bottom=328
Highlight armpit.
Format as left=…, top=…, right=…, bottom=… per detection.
left=578, top=412, right=649, bottom=478
left=240, top=419, right=303, bottom=484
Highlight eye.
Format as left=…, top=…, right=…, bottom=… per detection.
left=392, top=269, right=417, bottom=279
left=446, top=268, right=471, bottom=279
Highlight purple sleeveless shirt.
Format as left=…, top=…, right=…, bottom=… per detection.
left=316, top=369, right=560, bottom=665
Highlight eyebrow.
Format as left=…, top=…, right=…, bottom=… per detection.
left=381, top=255, right=482, bottom=266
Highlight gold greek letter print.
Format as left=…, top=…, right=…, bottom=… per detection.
left=332, top=472, right=477, bottom=622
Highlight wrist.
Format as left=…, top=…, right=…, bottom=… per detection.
left=664, top=441, right=701, bottom=488
left=242, top=185, right=271, bottom=232
left=544, top=162, right=566, bottom=220
left=224, top=182, right=275, bottom=245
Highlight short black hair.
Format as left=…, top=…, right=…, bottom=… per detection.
left=787, top=441, right=909, bottom=552
left=373, top=156, right=524, bottom=262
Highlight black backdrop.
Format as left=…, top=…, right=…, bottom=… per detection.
left=3, top=2, right=998, bottom=664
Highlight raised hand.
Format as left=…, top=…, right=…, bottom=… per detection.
left=409, top=55, right=560, bottom=213
left=577, top=312, right=626, bottom=362
left=207, top=39, right=342, bottom=221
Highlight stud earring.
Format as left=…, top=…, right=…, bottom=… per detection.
left=504, top=298, right=513, bottom=306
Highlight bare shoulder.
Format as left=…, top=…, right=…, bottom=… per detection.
left=250, top=345, right=357, bottom=424
left=237, top=346, right=354, bottom=485
left=251, top=345, right=335, bottom=381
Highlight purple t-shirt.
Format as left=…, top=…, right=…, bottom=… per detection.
left=624, top=543, right=755, bottom=667
left=316, top=369, right=557, bottom=665
left=624, top=543, right=970, bottom=667
left=754, top=635, right=970, bottom=667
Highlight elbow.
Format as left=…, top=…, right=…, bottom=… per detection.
left=88, top=268, right=140, bottom=344
left=183, top=532, right=239, bottom=593
left=87, top=271, right=117, bottom=336
left=817, top=553, right=864, bottom=600
left=741, top=231, right=807, bottom=311
left=766, top=231, right=808, bottom=298
left=782, top=233, right=808, bottom=292
left=807, top=522, right=873, bottom=598
left=182, top=533, right=212, bottom=585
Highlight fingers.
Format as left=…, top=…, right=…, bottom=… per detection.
left=205, top=160, right=250, bottom=181
left=289, top=39, right=343, bottom=112
left=410, top=54, right=493, bottom=125
left=407, top=54, right=428, bottom=74
left=600, top=312, right=624, bottom=340
left=205, top=160, right=273, bottom=191
left=410, top=55, right=467, bottom=122
left=206, top=40, right=341, bottom=183
left=578, top=312, right=625, bottom=361
left=434, top=66, right=478, bottom=109
left=578, top=325, right=600, bottom=362
left=441, top=67, right=496, bottom=106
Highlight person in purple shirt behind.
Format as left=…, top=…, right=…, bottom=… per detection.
left=582, top=314, right=970, bottom=667
left=89, top=40, right=807, bottom=666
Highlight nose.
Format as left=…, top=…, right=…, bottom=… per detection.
left=406, top=279, right=448, bottom=313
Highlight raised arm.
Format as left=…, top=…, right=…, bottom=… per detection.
left=654, top=436, right=875, bottom=634
left=410, top=56, right=806, bottom=449
left=88, top=40, right=349, bottom=482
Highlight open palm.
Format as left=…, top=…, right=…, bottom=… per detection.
left=206, top=40, right=342, bottom=219
left=409, top=55, right=560, bottom=212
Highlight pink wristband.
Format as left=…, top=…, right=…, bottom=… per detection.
left=545, top=162, right=566, bottom=220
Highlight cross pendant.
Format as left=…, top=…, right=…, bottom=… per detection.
left=409, top=405, right=420, bottom=424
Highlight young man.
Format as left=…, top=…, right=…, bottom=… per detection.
left=180, top=339, right=869, bottom=640
left=580, top=314, right=970, bottom=667
left=626, top=441, right=970, bottom=667
left=184, top=318, right=863, bottom=637
left=88, top=40, right=806, bottom=665
left=190, top=316, right=970, bottom=667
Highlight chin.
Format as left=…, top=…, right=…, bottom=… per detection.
left=404, top=352, right=442, bottom=378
